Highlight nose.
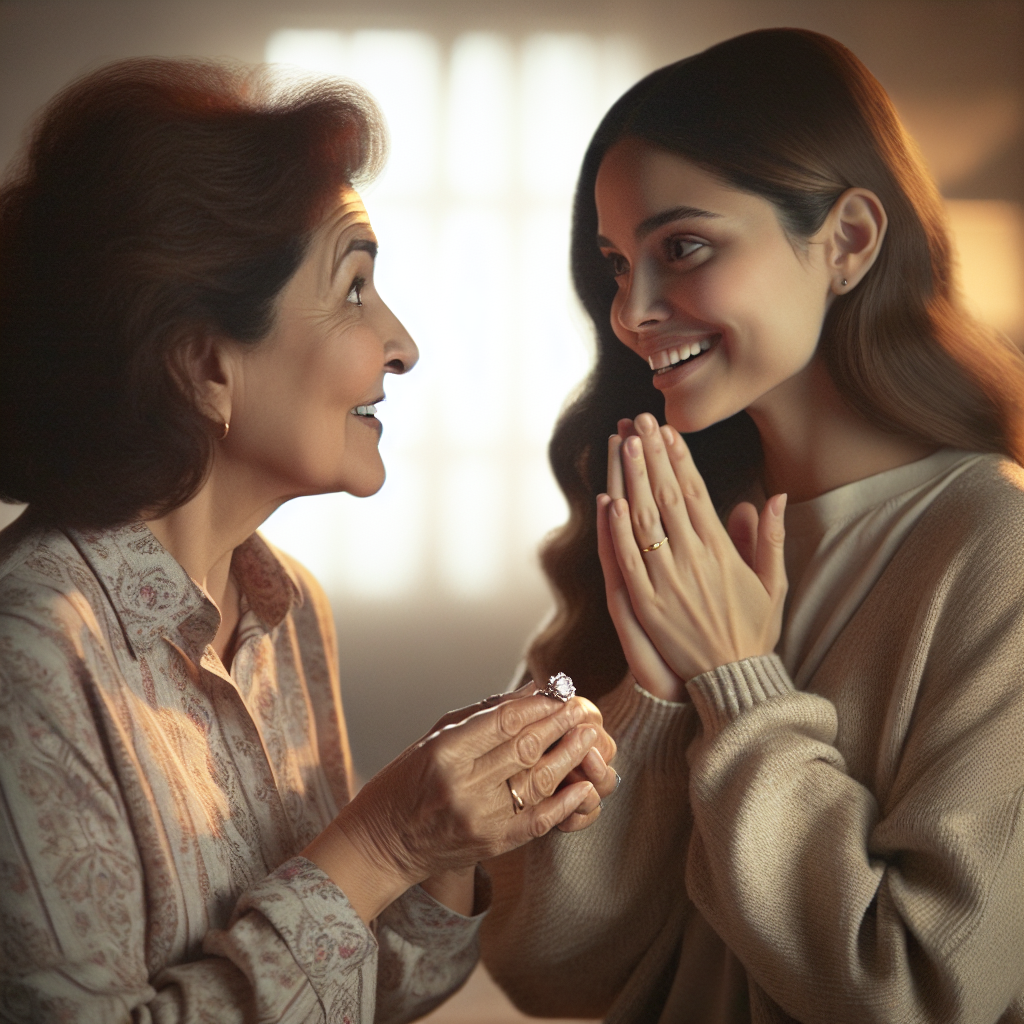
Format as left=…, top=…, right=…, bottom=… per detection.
left=616, top=258, right=671, bottom=334
left=382, top=303, right=419, bottom=375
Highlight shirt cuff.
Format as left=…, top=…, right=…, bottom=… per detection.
left=233, top=855, right=377, bottom=1008
left=685, top=654, right=795, bottom=736
left=381, top=864, right=492, bottom=938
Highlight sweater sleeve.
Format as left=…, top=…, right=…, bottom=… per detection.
left=481, top=675, right=698, bottom=1020
left=684, top=644, right=1024, bottom=1024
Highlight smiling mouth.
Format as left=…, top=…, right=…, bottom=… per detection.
left=648, top=336, right=717, bottom=374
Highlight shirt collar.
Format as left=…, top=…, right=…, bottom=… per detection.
left=64, top=522, right=302, bottom=662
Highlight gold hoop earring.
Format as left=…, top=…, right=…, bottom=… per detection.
left=219, top=421, right=230, bottom=440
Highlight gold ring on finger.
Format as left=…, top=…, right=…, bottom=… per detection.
left=640, top=536, right=669, bottom=554
left=506, top=779, right=525, bottom=814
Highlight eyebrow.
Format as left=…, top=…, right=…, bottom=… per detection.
left=596, top=205, right=721, bottom=248
left=332, top=236, right=378, bottom=280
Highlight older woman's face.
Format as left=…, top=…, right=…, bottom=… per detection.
left=228, top=189, right=417, bottom=500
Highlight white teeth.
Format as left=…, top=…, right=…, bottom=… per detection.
left=352, top=404, right=377, bottom=416
left=647, top=337, right=716, bottom=372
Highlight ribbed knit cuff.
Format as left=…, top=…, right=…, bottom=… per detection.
left=599, top=672, right=693, bottom=777
left=685, top=654, right=794, bottom=737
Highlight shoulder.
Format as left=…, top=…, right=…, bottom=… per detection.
left=896, top=454, right=1024, bottom=640
left=0, top=511, right=99, bottom=629
left=933, top=454, right=1024, bottom=527
left=0, top=515, right=114, bottom=711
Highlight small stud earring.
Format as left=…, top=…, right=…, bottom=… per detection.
left=841, top=278, right=848, bottom=288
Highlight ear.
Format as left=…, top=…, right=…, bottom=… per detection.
left=823, top=188, right=887, bottom=296
left=172, top=331, right=238, bottom=431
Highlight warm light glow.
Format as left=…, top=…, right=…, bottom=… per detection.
left=945, top=200, right=1024, bottom=341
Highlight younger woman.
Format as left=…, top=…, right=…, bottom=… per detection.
left=483, top=28, right=1024, bottom=1024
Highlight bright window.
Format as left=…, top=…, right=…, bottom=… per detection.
left=260, top=29, right=646, bottom=599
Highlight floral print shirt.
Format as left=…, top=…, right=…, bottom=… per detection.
left=0, top=512, right=484, bottom=1023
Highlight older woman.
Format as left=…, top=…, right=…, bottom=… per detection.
left=0, top=59, right=618, bottom=1022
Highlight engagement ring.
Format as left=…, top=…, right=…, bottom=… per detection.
left=539, top=672, right=576, bottom=702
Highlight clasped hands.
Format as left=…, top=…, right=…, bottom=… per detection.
left=317, top=681, right=618, bottom=922
left=597, top=413, right=788, bottom=702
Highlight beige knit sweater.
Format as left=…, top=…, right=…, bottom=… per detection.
left=481, top=454, right=1024, bottom=1023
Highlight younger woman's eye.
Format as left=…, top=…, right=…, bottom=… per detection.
left=667, top=237, right=704, bottom=261
left=346, top=277, right=365, bottom=306
left=605, top=253, right=629, bottom=278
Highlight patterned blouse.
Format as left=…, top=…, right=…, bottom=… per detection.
left=0, top=512, right=483, bottom=1023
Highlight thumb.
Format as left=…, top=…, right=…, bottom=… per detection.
left=755, top=493, right=788, bottom=604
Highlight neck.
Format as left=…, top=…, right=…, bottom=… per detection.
left=748, top=358, right=937, bottom=504
left=144, top=454, right=284, bottom=658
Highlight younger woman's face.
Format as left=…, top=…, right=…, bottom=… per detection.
left=595, top=141, right=834, bottom=433
left=228, top=189, right=418, bottom=500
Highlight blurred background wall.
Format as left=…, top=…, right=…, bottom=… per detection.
left=1, top=0, right=1022, bottom=787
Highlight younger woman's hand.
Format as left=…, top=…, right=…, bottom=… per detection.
left=602, top=412, right=788, bottom=682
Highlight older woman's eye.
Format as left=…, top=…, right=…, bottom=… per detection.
left=668, top=238, right=704, bottom=261
left=346, top=277, right=365, bottom=306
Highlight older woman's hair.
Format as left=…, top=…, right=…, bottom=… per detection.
left=528, top=27, right=1024, bottom=698
left=0, top=58, right=385, bottom=527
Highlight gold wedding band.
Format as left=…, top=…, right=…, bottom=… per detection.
left=640, top=536, right=669, bottom=553
left=507, top=780, right=525, bottom=814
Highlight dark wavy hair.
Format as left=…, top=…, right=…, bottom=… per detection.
left=528, top=28, right=1024, bottom=699
left=0, top=58, right=385, bottom=527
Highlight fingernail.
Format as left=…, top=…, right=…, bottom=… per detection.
left=771, top=493, right=788, bottom=517
left=625, top=436, right=642, bottom=457
left=636, top=414, right=655, bottom=434
left=584, top=748, right=605, bottom=771
left=661, top=426, right=675, bottom=445
left=581, top=727, right=597, bottom=745
left=611, top=500, right=626, bottom=518
left=597, top=493, right=610, bottom=509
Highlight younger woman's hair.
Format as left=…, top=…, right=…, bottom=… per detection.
left=0, top=58, right=385, bottom=527
left=529, top=27, right=1024, bottom=698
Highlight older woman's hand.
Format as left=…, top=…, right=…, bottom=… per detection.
left=305, top=692, right=613, bottom=922
left=428, top=682, right=617, bottom=832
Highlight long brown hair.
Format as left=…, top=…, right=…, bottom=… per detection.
left=0, top=59, right=384, bottom=527
left=529, top=28, right=1024, bottom=699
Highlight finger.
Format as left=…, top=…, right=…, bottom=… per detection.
left=435, top=692, right=583, bottom=762
left=555, top=783, right=603, bottom=832
left=507, top=723, right=598, bottom=805
left=607, top=435, right=625, bottom=499
left=598, top=495, right=684, bottom=701
left=726, top=501, right=760, bottom=570
left=576, top=747, right=619, bottom=799
left=632, top=413, right=698, bottom=557
left=559, top=692, right=615, bottom=764
left=620, top=434, right=670, bottom=553
left=513, top=780, right=596, bottom=842
left=607, top=496, right=657, bottom=606
left=474, top=698, right=588, bottom=781
left=617, top=417, right=636, bottom=440
left=755, top=493, right=788, bottom=603
left=660, top=424, right=725, bottom=543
